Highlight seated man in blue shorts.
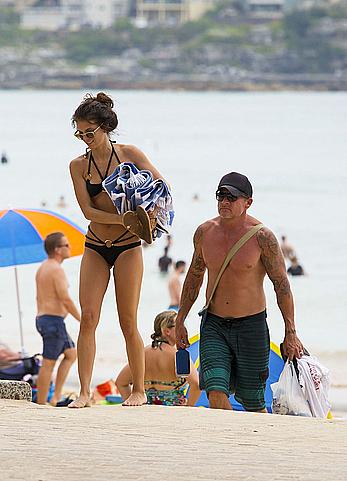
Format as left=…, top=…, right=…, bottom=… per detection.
left=176, top=172, right=304, bottom=412
left=35, top=232, right=80, bottom=405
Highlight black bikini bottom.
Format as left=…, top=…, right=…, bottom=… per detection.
left=85, top=241, right=141, bottom=267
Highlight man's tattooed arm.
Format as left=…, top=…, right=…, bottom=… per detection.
left=257, top=227, right=296, bottom=335
left=257, top=227, right=305, bottom=359
left=177, top=225, right=206, bottom=323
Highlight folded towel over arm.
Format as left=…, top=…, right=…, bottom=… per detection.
left=102, top=162, right=174, bottom=239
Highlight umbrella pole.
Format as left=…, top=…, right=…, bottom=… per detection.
left=14, top=266, right=25, bottom=353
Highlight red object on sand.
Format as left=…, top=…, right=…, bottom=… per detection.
left=96, top=380, right=114, bottom=397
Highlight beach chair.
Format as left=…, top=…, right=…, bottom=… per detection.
left=0, top=354, right=40, bottom=383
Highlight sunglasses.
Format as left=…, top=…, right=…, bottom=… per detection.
left=215, top=190, right=244, bottom=202
left=74, top=124, right=102, bottom=141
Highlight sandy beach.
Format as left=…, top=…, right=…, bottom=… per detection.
left=0, top=400, right=346, bottom=481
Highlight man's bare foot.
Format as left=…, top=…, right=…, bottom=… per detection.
left=68, top=395, right=92, bottom=408
left=122, top=392, right=147, bottom=406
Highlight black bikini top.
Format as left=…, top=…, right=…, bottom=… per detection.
left=85, top=141, right=120, bottom=198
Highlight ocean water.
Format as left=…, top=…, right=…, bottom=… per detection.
left=0, top=90, right=346, bottom=393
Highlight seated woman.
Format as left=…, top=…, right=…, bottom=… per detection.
left=116, top=311, right=200, bottom=406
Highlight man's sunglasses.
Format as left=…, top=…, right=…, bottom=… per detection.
left=74, top=124, right=103, bottom=141
left=216, top=190, right=245, bottom=202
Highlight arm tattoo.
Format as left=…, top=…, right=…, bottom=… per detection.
left=257, top=228, right=291, bottom=297
left=257, top=227, right=296, bottom=333
left=180, top=226, right=206, bottom=309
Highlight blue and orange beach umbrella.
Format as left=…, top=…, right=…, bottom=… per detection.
left=187, top=333, right=284, bottom=412
left=0, top=209, right=85, bottom=351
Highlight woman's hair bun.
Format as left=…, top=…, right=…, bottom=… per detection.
left=95, top=92, right=113, bottom=109
left=73, top=92, right=118, bottom=133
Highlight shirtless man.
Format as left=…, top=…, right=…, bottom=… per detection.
left=168, top=261, right=186, bottom=311
left=176, top=172, right=304, bottom=412
left=35, top=232, right=80, bottom=405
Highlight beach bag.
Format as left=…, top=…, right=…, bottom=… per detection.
left=271, top=361, right=312, bottom=417
left=296, top=355, right=331, bottom=418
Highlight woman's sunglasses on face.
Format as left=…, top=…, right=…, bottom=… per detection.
left=74, top=124, right=102, bottom=141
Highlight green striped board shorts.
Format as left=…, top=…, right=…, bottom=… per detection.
left=199, top=310, right=270, bottom=412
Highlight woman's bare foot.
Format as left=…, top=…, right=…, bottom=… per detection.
left=68, top=395, right=92, bottom=408
left=122, top=392, right=147, bottom=406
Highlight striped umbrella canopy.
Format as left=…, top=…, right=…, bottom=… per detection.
left=0, top=209, right=85, bottom=267
left=0, top=208, right=85, bottom=351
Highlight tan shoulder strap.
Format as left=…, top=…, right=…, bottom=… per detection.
left=204, top=223, right=264, bottom=310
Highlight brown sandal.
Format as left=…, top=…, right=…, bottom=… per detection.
left=123, top=205, right=153, bottom=244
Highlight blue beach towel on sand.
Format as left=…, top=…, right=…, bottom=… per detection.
left=102, top=162, right=174, bottom=239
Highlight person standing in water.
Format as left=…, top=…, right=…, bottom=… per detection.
left=158, top=246, right=172, bottom=274
left=69, top=92, right=165, bottom=407
left=280, top=235, right=296, bottom=261
left=168, top=260, right=186, bottom=311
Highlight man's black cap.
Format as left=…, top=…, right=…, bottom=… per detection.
left=217, top=172, right=253, bottom=198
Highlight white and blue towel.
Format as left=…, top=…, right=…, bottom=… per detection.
left=102, top=162, right=174, bottom=239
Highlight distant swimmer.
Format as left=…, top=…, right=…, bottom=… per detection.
left=1, top=152, right=8, bottom=164
left=168, top=260, right=186, bottom=311
left=57, top=195, right=67, bottom=209
left=158, top=247, right=172, bottom=274
left=165, top=234, right=172, bottom=250
left=280, top=235, right=296, bottom=261
left=287, top=257, right=305, bottom=276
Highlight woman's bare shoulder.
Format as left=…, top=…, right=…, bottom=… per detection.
left=117, top=144, right=144, bottom=162
left=144, top=344, right=175, bottom=354
left=69, top=154, right=86, bottom=173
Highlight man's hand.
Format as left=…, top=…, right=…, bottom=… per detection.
left=175, top=321, right=190, bottom=349
left=282, top=333, right=304, bottom=361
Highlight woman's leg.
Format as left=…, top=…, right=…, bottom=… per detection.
left=69, top=248, right=110, bottom=408
left=113, top=245, right=146, bottom=406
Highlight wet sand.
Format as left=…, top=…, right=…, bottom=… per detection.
left=0, top=400, right=346, bottom=481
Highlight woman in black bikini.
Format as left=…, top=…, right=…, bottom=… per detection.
left=69, top=92, right=163, bottom=408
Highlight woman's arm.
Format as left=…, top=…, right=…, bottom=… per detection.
left=186, top=362, right=201, bottom=407
left=69, top=158, right=124, bottom=225
left=115, top=364, right=133, bottom=401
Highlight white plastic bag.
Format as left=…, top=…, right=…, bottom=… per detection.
left=271, top=361, right=312, bottom=417
left=296, top=355, right=331, bottom=418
